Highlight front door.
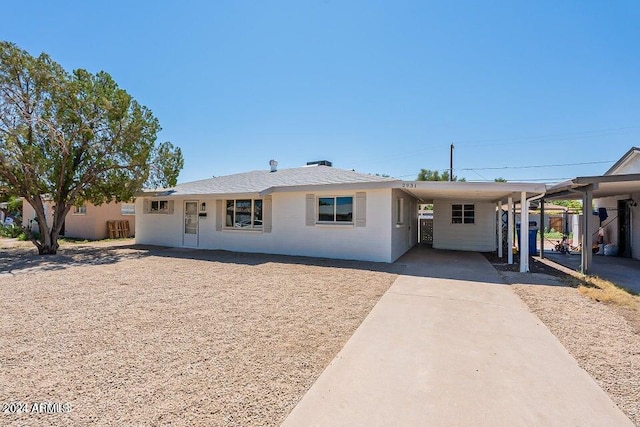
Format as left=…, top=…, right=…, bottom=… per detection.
left=618, top=199, right=631, bottom=257
left=183, top=201, right=199, bottom=247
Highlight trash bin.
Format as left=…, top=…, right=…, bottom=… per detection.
left=516, top=221, right=538, bottom=256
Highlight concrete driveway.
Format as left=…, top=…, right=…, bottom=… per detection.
left=282, top=247, right=633, bottom=426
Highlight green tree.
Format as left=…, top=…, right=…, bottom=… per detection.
left=494, top=177, right=508, bottom=182
left=0, top=42, right=183, bottom=254
left=416, top=169, right=465, bottom=182
left=552, top=199, right=583, bottom=213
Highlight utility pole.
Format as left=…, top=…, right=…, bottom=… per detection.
left=449, top=143, right=454, bottom=181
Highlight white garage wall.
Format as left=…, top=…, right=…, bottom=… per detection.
left=633, top=192, right=640, bottom=260
left=433, top=200, right=496, bottom=252
left=594, top=196, right=621, bottom=247
left=391, top=189, right=418, bottom=261
left=136, top=188, right=395, bottom=262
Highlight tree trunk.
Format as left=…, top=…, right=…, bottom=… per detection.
left=38, top=240, right=59, bottom=255
left=24, top=196, right=61, bottom=255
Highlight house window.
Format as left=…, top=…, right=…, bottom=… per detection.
left=318, top=196, right=353, bottom=223
left=150, top=200, right=169, bottom=213
left=73, top=205, right=87, bottom=215
left=226, top=199, right=263, bottom=228
left=396, top=198, right=404, bottom=225
left=120, top=203, right=135, bottom=215
left=452, top=204, right=475, bottom=224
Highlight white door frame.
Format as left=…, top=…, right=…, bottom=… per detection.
left=183, top=200, right=199, bottom=247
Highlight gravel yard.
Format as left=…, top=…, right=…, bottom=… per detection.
left=498, top=269, right=640, bottom=426
left=0, top=241, right=396, bottom=426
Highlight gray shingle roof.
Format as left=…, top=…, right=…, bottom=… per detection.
left=156, top=165, right=398, bottom=196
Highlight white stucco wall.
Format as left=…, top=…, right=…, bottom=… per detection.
left=594, top=193, right=640, bottom=260
left=633, top=193, right=640, bottom=260
left=136, top=188, right=398, bottom=262
left=390, top=189, right=418, bottom=261
left=594, top=196, right=620, bottom=246
left=432, top=200, right=496, bottom=252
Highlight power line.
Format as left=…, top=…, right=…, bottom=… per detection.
left=454, top=125, right=640, bottom=146
left=461, top=160, right=615, bottom=171
left=393, top=158, right=614, bottom=180
left=361, top=125, right=640, bottom=164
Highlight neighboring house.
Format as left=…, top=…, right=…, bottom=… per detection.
left=593, top=146, right=640, bottom=259
left=136, top=161, right=545, bottom=264
left=22, top=200, right=136, bottom=240
left=546, top=147, right=640, bottom=273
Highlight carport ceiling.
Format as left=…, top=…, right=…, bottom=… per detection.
left=400, top=181, right=546, bottom=203
left=545, top=173, right=640, bottom=200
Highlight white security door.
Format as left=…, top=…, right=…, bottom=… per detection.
left=183, top=201, right=199, bottom=247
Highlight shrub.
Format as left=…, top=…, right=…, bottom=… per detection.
left=17, top=231, right=39, bottom=241
left=0, top=224, right=23, bottom=238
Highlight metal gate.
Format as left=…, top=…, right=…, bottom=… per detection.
left=420, top=218, right=433, bottom=244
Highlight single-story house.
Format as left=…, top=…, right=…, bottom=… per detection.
left=592, top=147, right=640, bottom=259
left=545, top=146, right=640, bottom=272
left=22, top=200, right=136, bottom=240
left=136, top=161, right=545, bottom=270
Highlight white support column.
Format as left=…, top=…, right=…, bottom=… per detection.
left=497, top=201, right=503, bottom=258
left=520, top=192, right=529, bottom=272
left=507, top=197, right=514, bottom=265
left=581, top=188, right=593, bottom=274
left=539, top=199, right=545, bottom=259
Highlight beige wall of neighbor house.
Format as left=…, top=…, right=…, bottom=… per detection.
left=136, top=188, right=401, bottom=262
left=432, top=200, right=497, bottom=252
left=23, top=201, right=135, bottom=240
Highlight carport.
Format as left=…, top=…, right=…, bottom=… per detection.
left=399, top=181, right=546, bottom=272
left=544, top=173, right=640, bottom=274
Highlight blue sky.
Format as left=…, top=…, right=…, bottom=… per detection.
left=3, top=1, right=639, bottom=183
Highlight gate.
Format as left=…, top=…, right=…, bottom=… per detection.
left=420, top=218, right=433, bottom=244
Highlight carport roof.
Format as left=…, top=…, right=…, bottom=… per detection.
left=398, top=181, right=546, bottom=203
left=545, top=173, right=640, bottom=200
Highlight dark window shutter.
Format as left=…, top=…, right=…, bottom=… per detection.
left=216, top=200, right=223, bottom=231
left=264, top=196, right=272, bottom=233
left=355, top=192, right=366, bottom=227
left=305, top=194, right=315, bottom=226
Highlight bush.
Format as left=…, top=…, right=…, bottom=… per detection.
left=17, top=231, right=39, bottom=241
left=0, top=224, right=23, bottom=238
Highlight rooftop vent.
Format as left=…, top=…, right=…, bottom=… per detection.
left=306, top=160, right=332, bottom=167
left=269, top=159, right=278, bottom=172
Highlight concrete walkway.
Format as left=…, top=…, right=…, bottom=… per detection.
left=282, top=248, right=633, bottom=426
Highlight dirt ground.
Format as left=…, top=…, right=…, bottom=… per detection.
left=0, top=241, right=396, bottom=426
left=489, top=256, right=640, bottom=426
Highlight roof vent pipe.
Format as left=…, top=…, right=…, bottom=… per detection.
left=269, top=159, right=278, bottom=172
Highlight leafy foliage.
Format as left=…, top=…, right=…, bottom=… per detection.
left=0, top=42, right=183, bottom=254
left=0, top=224, right=22, bottom=238
left=416, top=169, right=466, bottom=182
left=552, top=199, right=583, bottom=212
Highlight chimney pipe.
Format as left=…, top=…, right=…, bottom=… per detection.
left=269, top=159, right=278, bottom=172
